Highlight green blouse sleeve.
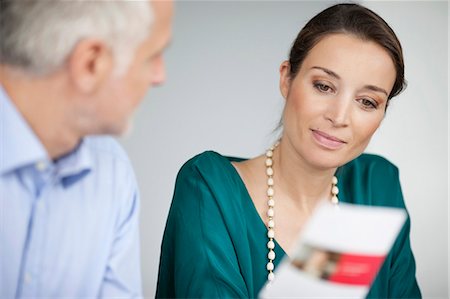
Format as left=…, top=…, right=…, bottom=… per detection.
left=358, top=157, right=421, bottom=299
left=156, top=156, right=249, bottom=298
left=387, top=216, right=421, bottom=298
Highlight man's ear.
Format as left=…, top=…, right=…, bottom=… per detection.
left=67, top=39, right=114, bottom=94
left=279, top=60, right=291, bottom=100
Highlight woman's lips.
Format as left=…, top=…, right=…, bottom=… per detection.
left=311, top=129, right=346, bottom=150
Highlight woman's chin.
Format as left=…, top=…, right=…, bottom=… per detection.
left=304, top=152, right=347, bottom=170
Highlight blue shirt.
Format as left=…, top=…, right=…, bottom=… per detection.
left=0, top=86, right=142, bottom=298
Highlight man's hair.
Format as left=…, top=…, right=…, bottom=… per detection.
left=0, top=0, right=153, bottom=75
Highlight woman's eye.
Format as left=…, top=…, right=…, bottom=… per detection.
left=359, top=98, right=378, bottom=110
left=313, top=82, right=333, bottom=93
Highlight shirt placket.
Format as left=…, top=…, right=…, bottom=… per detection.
left=17, top=161, right=54, bottom=298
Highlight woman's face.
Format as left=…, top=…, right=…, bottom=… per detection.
left=280, top=33, right=396, bottom=170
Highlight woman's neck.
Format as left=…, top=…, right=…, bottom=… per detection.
left=272, top=139, right=337, bottom=213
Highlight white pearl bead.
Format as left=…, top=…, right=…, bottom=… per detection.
left=265, top=142, right=280, bottom=282
left=332, top=176, right=338, bottom=184
left=331, top=186, right=339, bottom=195
left=332, top=195, right=339, bottom=204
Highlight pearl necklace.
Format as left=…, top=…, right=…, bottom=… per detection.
left=264, top=142, right=339, bottom=282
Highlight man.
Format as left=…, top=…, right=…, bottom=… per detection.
left=0, top=0, right=173, bottom=297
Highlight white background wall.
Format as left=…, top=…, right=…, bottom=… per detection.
left=120, top=1, right=448, bottom=297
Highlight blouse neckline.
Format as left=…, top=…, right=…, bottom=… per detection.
left=220, top=153, right=289, bottom=258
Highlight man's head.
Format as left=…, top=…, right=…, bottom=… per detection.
left=1, top=0, right=173, bottom=135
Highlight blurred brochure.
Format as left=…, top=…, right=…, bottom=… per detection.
left=259, top=201, right=406, bottom=298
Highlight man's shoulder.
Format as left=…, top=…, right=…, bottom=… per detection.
left=83, top=136, right=131, bottom=165
left=80, top=136, right=138, bottom=202
left=81, top=136, right=136, bottom=184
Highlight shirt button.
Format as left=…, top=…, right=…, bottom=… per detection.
left=35, top=161, right=47, bottom=171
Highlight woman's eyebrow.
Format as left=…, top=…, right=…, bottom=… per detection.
left=363, top=85, right=388, bottom=96
left=311, top=66, right=340, bottom=80
left=311, top=66, right=388, bottom=96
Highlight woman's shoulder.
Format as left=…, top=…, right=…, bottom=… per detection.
left=340, top=153, right=399, bottom=177
left=175, top=150, right=245, bottom=191
left=338, top=153, right=404, bottom=208
left=177, top=150, right=237, bottom=175
left=171, top=151, right=252, bottom=223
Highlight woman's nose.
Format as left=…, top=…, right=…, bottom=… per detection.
left=324, top=95, right=352, bottom=127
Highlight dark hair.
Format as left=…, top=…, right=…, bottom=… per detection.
left=288, top=3, right=405, bottom=100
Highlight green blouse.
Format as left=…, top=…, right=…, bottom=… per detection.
left=156, top=151, right=421, bottom=298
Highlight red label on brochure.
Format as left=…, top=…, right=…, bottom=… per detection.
left=328, top=253, right=385, bottom=286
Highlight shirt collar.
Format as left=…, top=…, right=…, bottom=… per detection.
left=56, top=139, right=93, bottom=188
left=0, top=85, right=93, bottom=186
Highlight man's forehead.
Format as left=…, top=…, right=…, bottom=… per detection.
left=138, top=1, right=172, bottom=57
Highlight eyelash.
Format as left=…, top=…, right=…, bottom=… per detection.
left=312, top=81, right=379, bottom=110
left=358, top=98, right=378, bottom=110
left=313, top=82, right=334, bottom=93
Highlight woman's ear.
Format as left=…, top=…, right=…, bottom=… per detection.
left=279, top=60, right=291, bottom=100
left=67, top=38, right=114, bottom=94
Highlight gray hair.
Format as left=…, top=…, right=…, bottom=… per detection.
left=0, top=0, right=153, bottom=76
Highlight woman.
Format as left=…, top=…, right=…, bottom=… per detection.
left=156, top=3, right=421, bottom=298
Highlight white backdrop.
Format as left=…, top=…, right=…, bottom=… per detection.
left=120, top=1, right=449, bottom=297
